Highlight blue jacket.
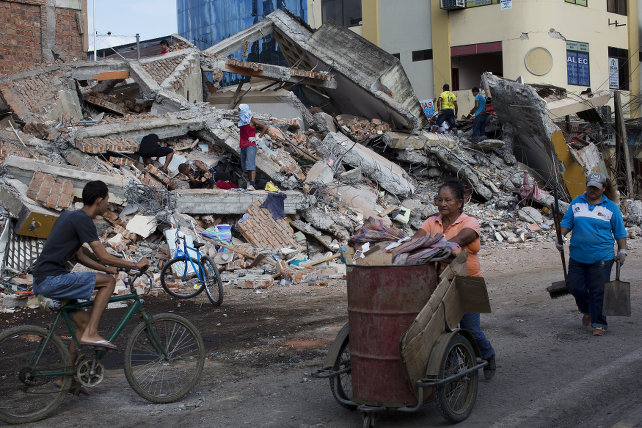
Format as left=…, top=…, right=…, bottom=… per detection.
left=560, top=193, right=627, bottom=263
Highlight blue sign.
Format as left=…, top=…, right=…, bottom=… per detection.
left=567, top=50, right=590, bottom=86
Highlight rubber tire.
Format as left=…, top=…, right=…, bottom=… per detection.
left=330, top=337, right=357, bottom=410
left=200, top=256, right=224, bottom=307
left=435, top=334, right=478, bottom=423
left=124, top=314, right=205, bottom=403
left=160, top=257, right=205, bottom=299
left=0, top=326, right=72, bottom=424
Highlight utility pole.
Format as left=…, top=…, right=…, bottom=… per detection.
left=92, top=0, right=96, bottom=61
left=136, top=34, right=140, bottom=60
left=613, top=90, right=634, bottom=197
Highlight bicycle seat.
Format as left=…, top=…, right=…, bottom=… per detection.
left=193, top=241, right=205, bottom=249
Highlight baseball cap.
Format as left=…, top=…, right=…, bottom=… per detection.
left=586, top=172, right=606, bottom=188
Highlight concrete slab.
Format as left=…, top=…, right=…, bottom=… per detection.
left=3, top=156, right=131, bottom=202
left=313, top=132, right=414, bottom=196
left=173, top=189, right=314, bottom=215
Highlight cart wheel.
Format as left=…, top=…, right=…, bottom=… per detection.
left=435, top=334, right=478, bottom=423
left=362, top=412, right=375, bottom=428
left=330, top=337, right=356, bottom=410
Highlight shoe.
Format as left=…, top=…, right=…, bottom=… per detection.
left=246, top=185, right=255, bottom=191
left=581, top=313, right=590, bottom=327
left=483, top=355, right=496, bottom=380
left=593, top=327, right=606, bottom=336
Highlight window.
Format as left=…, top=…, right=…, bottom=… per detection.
left=607, top=0, right=626, bottom=15
left=608, top=47, right=629, bottom=90
left=392, top=53, right=400, bottom=60
left=322, top=0, right=362, bottom=27
left=565, top=0, right=587, bottom=5
left=566, top=41, right=590, bottom=86
left=412, top=49, right=433, bottom=62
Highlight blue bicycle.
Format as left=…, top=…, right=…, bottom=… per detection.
left=160, top=228, right=223, bottom=306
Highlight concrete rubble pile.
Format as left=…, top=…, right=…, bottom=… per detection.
left=0, top=9, right=640, bottom=310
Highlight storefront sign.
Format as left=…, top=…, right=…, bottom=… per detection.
left=608, top=57, right=619, bottom=89
left=500, top=0, right=512, bottom=9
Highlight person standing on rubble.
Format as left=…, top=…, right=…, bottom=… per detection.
left=237, top=104, right=268, bottom=191
left=138, top=133, right=174, bottom=173
left=558, top=172, right=628, bottom=336
left=32, top=181, right=150, bottom=352
left=413, top=181, right=496, bottom=379
left=436, top=84, right=458, bottom=134
left=468, top=87, right=487, bottom=141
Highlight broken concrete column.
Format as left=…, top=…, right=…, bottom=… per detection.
left=312, top=132, right=414, bottom=196
left=484, top=73, right=567, bottom=199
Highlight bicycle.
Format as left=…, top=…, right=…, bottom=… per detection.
left=160, top=227, right=223, bottom=307
left=0, top=267, right=205, bottom=424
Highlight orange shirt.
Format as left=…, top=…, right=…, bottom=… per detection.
left=420, top=213, right=482, bottom=277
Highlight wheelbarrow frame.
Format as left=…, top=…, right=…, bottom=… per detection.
left=312, top=253, right=492, bottom=426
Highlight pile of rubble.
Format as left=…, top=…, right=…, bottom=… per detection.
left=1, top=9, right=640, bottom=310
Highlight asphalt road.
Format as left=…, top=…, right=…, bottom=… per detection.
left=2, top=241, right=641, bottom=428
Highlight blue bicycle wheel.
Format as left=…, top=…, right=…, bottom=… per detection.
left=160, top=257, right=205, bottom=299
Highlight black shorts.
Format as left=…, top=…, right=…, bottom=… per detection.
left=139, top=146, right=173, bottom=158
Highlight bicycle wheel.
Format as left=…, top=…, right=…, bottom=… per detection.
left=200, top=256, right=223, bottom=307
left=160, top=257, right=205, bottom=299
left=0, top=326, right=72, bottom=424
left=330, top=338, right=356, bottom=410
left=124, top=313, right=205, bottom=403
left=435, top=334, right=478, bottom=423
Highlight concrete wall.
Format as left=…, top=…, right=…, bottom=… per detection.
left=449, top=0, right=630, bottom=93
left=0, top=0, right=87, bottom=77
left=377, top=0, right=433, bottom=100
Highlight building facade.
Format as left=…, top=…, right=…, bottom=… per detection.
left=308, top=0, right=639, bottom=108
left=0, top=0, right=88, bottom=77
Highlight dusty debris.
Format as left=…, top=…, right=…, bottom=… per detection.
left=0, top=10, right=639, bottom=303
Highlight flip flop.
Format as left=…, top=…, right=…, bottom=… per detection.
left=79, top=339, right=117, bottom=350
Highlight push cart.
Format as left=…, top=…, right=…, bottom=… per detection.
left=313, top=253, right=491, bottom=427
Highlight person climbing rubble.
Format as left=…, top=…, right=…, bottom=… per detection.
left=137, top=133, right=174, bottom=173
left=436, top=84, right=458, bottom=135
left=178, top=160, right=215, bottom=189
left=237, top=104, right=268, bottom=190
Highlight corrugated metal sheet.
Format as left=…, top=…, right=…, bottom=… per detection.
left=177, top=0, right=307, bottom=85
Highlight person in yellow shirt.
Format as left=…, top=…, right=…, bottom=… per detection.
left=436, top=84, right=458, bottom=133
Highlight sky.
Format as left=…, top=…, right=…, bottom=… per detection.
left=88, top=0, right=178, bottom=50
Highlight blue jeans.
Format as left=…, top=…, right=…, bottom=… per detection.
left=436, top=109, right=457, bottom=130
left=473, top=113, right=487, bottom=137
left=566, top=258, right=613, bottom=329
left=240, top=145, right=257, bottom=172
left=460, top=312, right=495, bottom=360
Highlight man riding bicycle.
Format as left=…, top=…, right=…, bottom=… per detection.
left=32, top=181, right=149, bottom=351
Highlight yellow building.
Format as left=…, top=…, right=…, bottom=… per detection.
left=307, top=0, right=640, bottom=113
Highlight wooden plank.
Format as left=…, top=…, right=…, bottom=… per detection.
left=89, top=70, right=130, bottom=81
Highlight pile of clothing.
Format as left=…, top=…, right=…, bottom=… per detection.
left=348, top=217, right=462, bottom=266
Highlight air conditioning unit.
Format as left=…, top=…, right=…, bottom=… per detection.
left=440, top=0, right=466, bottom=10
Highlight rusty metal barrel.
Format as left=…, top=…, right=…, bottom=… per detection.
left=347, top=263, right=438, bottom=407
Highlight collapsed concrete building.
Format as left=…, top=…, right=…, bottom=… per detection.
left=0, top=9, right=640, bottom=296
